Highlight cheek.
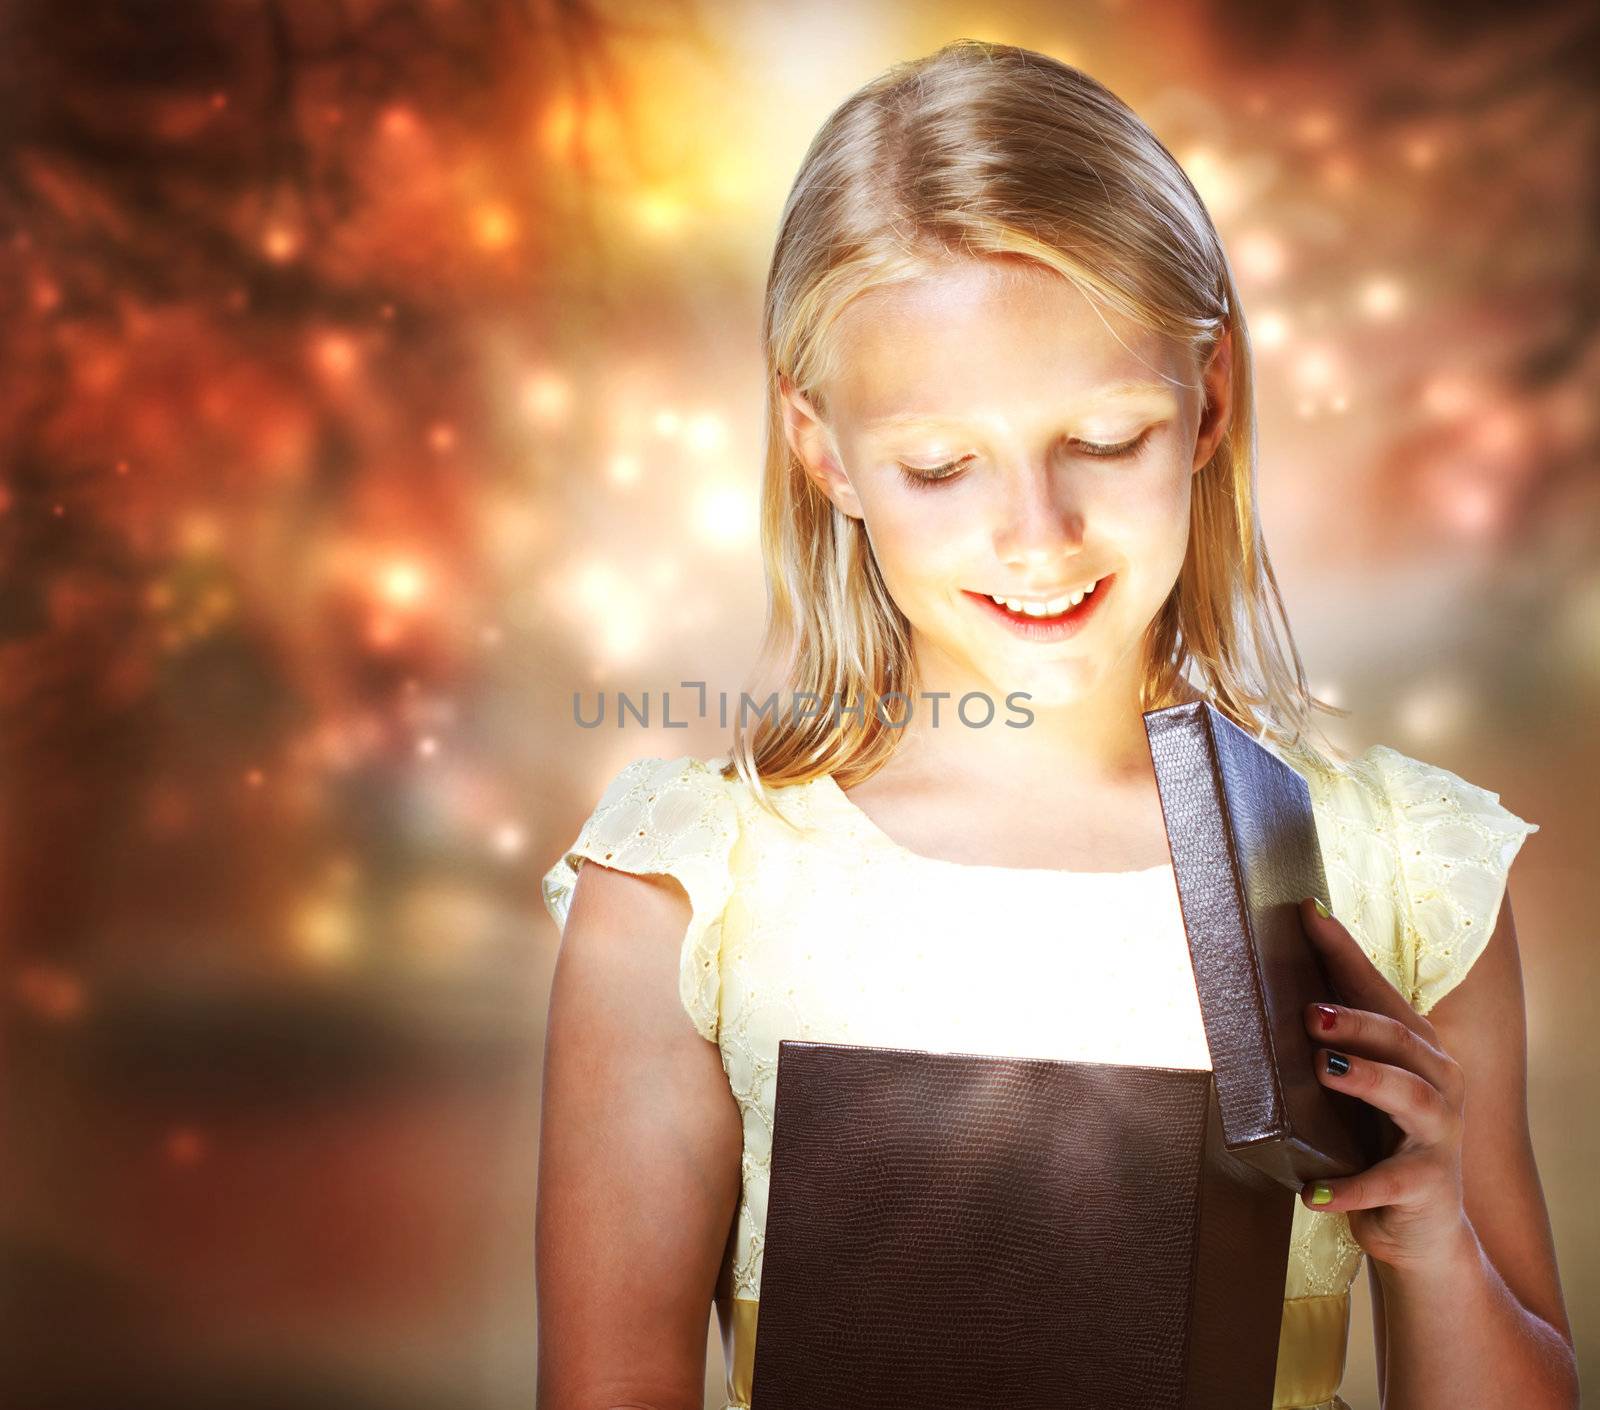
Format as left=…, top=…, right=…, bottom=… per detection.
left=854, top=482, right=975, bottom=588
left=1103, top=459, right=1194, bottom=557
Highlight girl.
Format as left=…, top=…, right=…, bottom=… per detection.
left=537, top=40, right=1576, bottom=1410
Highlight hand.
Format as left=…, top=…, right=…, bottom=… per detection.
left=1296, top=895, right=1474, bottom=1274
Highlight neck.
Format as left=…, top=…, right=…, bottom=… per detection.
left=887, top=643, right=1203, bottom=792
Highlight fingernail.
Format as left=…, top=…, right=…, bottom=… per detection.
left=1312, top=897, right=1332, bottom=920
left=1309, top=1182, right=1334, bottom=1206
left=1325, top=1051, right=1351, bottom=1076
left=1313, top=1003, right=1338, bottom=1032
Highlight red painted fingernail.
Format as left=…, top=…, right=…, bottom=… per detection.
left=1313, top=1003, right=1338, bottom=1031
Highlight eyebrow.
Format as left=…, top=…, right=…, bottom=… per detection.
left=861, top=380, right=1179, bottom=433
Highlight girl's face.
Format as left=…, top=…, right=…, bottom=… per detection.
left=781, top=257, right=1233, bottom=709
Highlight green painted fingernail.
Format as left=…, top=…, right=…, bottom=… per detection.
left=1310, top=1182, right=1334, bottom=1206
left=1312, top=897, right=1332, bottom=920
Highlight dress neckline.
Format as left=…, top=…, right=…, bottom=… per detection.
left=812, top=772, right=1175, bottom=880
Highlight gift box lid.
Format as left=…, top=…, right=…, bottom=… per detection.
left=1143, top=700, right=1388, bottom=1187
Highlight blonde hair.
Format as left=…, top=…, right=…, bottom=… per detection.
left=723, top=40, right=1347, bottom=812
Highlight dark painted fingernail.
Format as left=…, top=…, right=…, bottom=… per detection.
left=1313, top=1003, right=1338, bottom=1031
left=1325, top=1051, right=1351, bottom=1076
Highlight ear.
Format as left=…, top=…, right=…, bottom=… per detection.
left=778, top=374, right=865, bottom=519
left=1191, top=326, right=1234, bottom=474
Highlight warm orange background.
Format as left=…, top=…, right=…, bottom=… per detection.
left=3, top=2, right=1594, bottom=1406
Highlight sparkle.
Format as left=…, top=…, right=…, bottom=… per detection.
left=1254, top=310, right=1290, bottom=350
left=293, top=895, right=357, bottom=964
left=695, top=484, right=753, bottom=546
left=1359, top=278, right=1404, bottom=319
left=1310, top=679, right=1344, bottom=709
left=1294, top=348, right=1339, bottom=390
left=1443, top=481, right=1500, bottom=537
left=541, top=99, right=579, bottom=155
left=1404, top=136, right=1438, bottom=170
left=684, top=413, right=728, bottom=452
left=1396, top=679, right=1468, bottom=743
left=636, top=191, right=686, bottom=234
left=181, top=514, right=222, bottom=552
left=380, top=106, right=418, bottom=139
left=315, top=334, right=358, bottom=377
left=1177, top=147, right=1242, bottom=220
left=164, top=1127, right=208, bottom=1168
left=474, top=203, right=517, bottom=250
left=1236, top=230, right=1287, bottom=283
left=573, top=558, right=623, bottom=612
left=263, top=226, right=298, bottom=262
left=380, top=560, right=426, bottom=605
left=522, top=371, right=572, bottom=426
left=13, top=963, right=85, bottom=1022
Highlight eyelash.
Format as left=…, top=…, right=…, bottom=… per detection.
left=895, top=428, right=1155, bottom=488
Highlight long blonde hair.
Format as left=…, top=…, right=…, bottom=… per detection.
left=723, top=39, right=1346, bottom=812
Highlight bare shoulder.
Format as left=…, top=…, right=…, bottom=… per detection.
left=559, top=857, right=703, bottom=1025
left=548, top=852, right=739, bottom=1124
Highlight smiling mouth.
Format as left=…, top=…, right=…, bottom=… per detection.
left=962, top=574, right=1115, bottom=638
left=978, top=578, right=1105, bottom=619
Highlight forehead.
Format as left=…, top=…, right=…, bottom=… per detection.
left=823, top=258, right=1186, bottom=429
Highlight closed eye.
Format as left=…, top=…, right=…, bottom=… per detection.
left=895, top=427, right=1155, bottom=488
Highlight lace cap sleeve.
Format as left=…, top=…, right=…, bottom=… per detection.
left=540, top=754, right=740, bottom=1043
left=1369, top=745, right=1539, bottom=1017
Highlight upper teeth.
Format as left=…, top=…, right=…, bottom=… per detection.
left=990, top=582, right=1098, bottom=616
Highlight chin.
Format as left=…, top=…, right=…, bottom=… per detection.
left=980, top=658, right=1100, bottom=706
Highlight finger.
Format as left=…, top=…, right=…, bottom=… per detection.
left=1300, top=895, right=1430, bottom=1036
left=1304, top=1002, right=1464, bottom=1107
left=1300, top=1150, right=1430, bottom=1213
left=1315, top=1047, right=1458, bottom=1146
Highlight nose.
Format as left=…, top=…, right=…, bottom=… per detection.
left=991, top=461, right=1087, bottom=575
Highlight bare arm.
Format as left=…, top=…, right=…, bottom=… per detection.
left=536, top=860, right=743, bottom=1410
left=1351, top=890, right=1578, bottom=1408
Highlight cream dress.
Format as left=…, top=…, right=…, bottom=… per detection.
left=541, top=733, right=1537, bottom=1410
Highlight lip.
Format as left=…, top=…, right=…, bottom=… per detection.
left=963, top=574, right=1114, bottom=642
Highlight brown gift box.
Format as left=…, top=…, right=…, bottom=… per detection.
left=747, top=702, right=1388, bottom=1408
